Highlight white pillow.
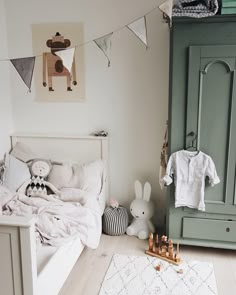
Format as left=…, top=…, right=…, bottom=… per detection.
left=48, top=163, right=74, bottom=189
left=2, top=154, right=31, bottom=192
left=75, top=160, right=105, bottom=195
left=48, top=160, right=105, bottom=196
left=0, top=185, right=15, bottom=214
left=11, top=142, right=36, bottom=163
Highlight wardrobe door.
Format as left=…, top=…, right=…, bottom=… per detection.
left=186, top=45, right=236, bottom=215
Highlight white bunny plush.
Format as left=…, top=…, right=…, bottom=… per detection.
left=126, top=180, right=155, bottom=239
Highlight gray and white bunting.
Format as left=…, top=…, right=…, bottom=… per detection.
left=159, top=0, right=174, bottom=22
left=94, top=32, right=113, bottom=67
left=5, top=5, right=163, bottom=91
left=10, top=57, right=35, bottom=92
left=127, top=16, right=148, bottom=48
left=55, top=47, right=75, bottom=73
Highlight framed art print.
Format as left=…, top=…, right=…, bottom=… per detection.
left=32, top=23, right=85, bottom=102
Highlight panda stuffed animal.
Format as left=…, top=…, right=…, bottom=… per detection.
left=19, top=159, right=60, bottom=197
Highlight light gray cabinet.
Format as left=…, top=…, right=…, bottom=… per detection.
left=167, top=16, right=236, bottom=249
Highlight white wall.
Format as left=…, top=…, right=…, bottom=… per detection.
left=4, top=0, right=169, bottom=227
left=0, top=0, right=14, bottom=159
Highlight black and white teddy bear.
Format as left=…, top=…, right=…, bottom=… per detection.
left=19, top=159, right=60, bottom=197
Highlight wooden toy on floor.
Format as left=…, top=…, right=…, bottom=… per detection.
left=145, top=233, right=181, bottom=265
left=176, top=268, right=183, bottom=274
left=155, top=263, right=161, bottom=271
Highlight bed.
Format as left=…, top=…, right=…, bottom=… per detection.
left=0, top=133, right=108, bottom=295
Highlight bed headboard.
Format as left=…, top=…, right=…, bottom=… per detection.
left=10, top=133, right=109, bottom=213
left=10, top=133, right=108, bottom=164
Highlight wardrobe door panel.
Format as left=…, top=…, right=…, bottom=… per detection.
left=200, top=59, right=232, bottom=204
left=186, top=45, right=236, bottom=215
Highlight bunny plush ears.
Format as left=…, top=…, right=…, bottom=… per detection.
left=134, top=180, right=151, bottom=202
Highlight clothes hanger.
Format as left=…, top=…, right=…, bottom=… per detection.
left=185, top=131, right=198, bottom=151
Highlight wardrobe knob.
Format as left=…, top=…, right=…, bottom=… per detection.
left=188, top=131, right=195, bottom=136
left=226, top=227, right=230, bottom=232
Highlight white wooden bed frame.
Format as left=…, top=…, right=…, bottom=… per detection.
left=0, top=133, right=108, bottom=295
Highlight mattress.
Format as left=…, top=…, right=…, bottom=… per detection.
left=37, top=237, right=84, bottom=295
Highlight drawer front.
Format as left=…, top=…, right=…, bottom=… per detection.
left=182, top=217, right=236, bottom=242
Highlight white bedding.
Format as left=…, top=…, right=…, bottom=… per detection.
left=3, top=188, right=101, bottom=248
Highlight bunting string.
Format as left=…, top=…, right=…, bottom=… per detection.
left=2, top=4, right=159, bottom=62
left=0, top=4, right=164, bottom=91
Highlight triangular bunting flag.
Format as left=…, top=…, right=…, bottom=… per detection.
left=127, top=16, right=148, bottom=48
left=94, top=33, right=113, bottom=67
left=55, top=47, right=75, bottom=73
left=159, top=0, right=174, bottom=21
left=10, top=57, right=35, bottom=92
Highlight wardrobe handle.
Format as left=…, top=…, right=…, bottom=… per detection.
left=187, top=131, right=195, bottom=136
left=226, top=227, right=230, bottom=232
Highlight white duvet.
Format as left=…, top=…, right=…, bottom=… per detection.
left=3, top=189, right=101, bottom=249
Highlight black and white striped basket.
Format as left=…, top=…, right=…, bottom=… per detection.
left=102, top=206, right=129, bottom=236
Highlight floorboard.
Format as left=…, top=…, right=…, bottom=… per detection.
left=59, top=234, right=236, bottom=295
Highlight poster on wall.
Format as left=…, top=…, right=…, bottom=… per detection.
left=32, top=23, right=85, bottom=102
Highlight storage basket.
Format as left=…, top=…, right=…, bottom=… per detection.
left=102, top=206, right=129, bottom=236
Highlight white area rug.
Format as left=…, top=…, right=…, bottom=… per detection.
left=99, top=254, right=218, bottom=295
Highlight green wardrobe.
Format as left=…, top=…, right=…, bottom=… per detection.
left=167, top=16, right=236, bottom=249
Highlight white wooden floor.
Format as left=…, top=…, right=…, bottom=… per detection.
left=59, top=234, right=236, bottom=295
